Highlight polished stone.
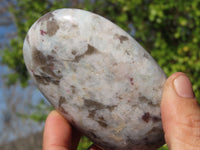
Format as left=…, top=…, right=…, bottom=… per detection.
left=23, top=8, right=166, bottom=150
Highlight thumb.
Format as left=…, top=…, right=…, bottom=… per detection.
left=161, top=72, right=200, bottom=150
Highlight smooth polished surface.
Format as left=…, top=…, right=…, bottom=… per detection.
left=23, top=8, right=166, bottom=150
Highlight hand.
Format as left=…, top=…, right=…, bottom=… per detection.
left=43, top=72, right=200, bottom=150
left=43, top=110, right=81, bottom=150
left=161, top=72, right=200, bottom=150
left=43, top=110, right=101, bottom=150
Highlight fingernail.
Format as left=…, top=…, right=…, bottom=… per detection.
left=174, top=75, right=194, bottom=98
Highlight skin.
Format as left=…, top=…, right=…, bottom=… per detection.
left=43, top=72, right=200, bottom=150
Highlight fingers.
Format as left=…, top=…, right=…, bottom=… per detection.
left=43, top=110, right=81, bottom=150
left=161, top=72, right=200, bottom=150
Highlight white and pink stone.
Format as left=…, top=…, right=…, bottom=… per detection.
left=23, top=8, right=166, bottom=150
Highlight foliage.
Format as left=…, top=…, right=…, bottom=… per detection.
left=157, top=144, right=169, bottom=150
left=88, top=0, right=200, bottom=101
left=1, top=0, right=200, bottom=149
left=2, top=0, right=200, bottom=99
left=17, top=99, right=53, bottom=122
left=77, top=136, right=93, bottom=150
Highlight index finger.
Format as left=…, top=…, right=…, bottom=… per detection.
left=43, top=110, right=81, bottom=150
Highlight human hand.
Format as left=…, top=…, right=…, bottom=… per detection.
left=43, top=110, right=102, bottom=150
left=43, top=110, right=81, bottom=150
left=161, top=72, right=200, bottom=150
left=43, top=72, right=200, bottom=150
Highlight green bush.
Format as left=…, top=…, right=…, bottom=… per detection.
left=2, top=0, right=200, bottom=99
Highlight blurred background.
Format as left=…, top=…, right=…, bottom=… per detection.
left=0, top=0, right=199, bottom=149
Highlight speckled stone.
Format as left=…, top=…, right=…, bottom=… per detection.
left=23, top=8, right=167, bottom=150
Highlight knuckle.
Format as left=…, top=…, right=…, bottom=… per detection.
left=175, top=113, right=200, bottom=147
left=186, top=113, right=200, bottom=129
